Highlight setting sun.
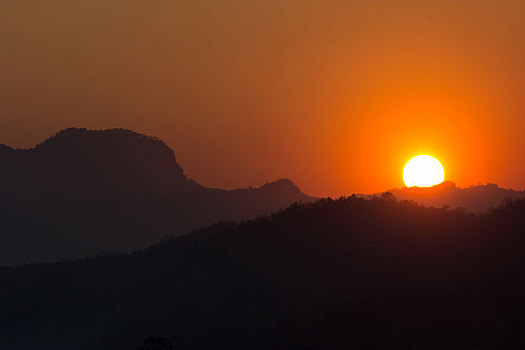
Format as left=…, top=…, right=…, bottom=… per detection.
left=403, top=155, right=445, bottom=188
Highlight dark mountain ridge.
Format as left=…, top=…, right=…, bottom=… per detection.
left=0, top=128, right=195, bottom=196
left=388, top=181, right=525, bottom=213
left=2, top=196, right=525, bottom=349
left=0, top=128, right=312, bottom=265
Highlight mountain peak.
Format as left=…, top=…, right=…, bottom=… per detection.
left=0, top=127, right=193, bottom=193
left=34, top=127, right=166, bottom=152
left=261, top=178, right=300, bottom=190
left=0, top=127, right=313, bottom=264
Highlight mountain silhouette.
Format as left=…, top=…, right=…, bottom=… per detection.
left=0, top=128, right=313, bottom=265
left=2, top=195, right=525, bottom=349
left=388, top=181, right=525, bottom=212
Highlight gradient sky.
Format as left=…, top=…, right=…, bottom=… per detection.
left=1, top=0, right=525, bottom=196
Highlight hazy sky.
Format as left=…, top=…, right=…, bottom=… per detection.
left=1, top=0, right=525, bottom=196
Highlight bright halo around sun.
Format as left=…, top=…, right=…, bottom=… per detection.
left=403, top=155, right=445, bottom=188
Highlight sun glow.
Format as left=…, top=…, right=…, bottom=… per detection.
left=403, top=155, right=445, bottom=188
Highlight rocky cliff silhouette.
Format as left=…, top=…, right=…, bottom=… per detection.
left=0, top=128, right=313, bottom=265
left=388, top=181, right=525, bottom=213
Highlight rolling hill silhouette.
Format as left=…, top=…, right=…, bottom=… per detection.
left=0, top=128, right=313, bottom=265
left=388, top=181, right=525, bottom=213
left=2, top=195, right=525, bottom=349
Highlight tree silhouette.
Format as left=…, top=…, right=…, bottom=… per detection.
left=138, top=337, right=174, bottom=350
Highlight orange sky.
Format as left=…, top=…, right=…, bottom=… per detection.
left=1, top=0, right=525, bottom=196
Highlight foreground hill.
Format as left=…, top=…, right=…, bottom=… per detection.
left=1, top=196, right=525, bottom=349
left=389, top=181, right=525, bottom=213
left=0, top=128, right=312, bottom=265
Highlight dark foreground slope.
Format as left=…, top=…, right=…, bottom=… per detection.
left=389, top=181, right=525, bottom=213
left=2, top=196, right=525, bottom=350
left=0, top=128, right=312, bottom=265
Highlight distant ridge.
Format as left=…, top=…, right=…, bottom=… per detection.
left=388, top=181, right=525, bottom=212
left=0, top=128, right=313, bottom=265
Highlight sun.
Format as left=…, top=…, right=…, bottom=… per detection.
left=403, top=155, right=445, bottom=188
